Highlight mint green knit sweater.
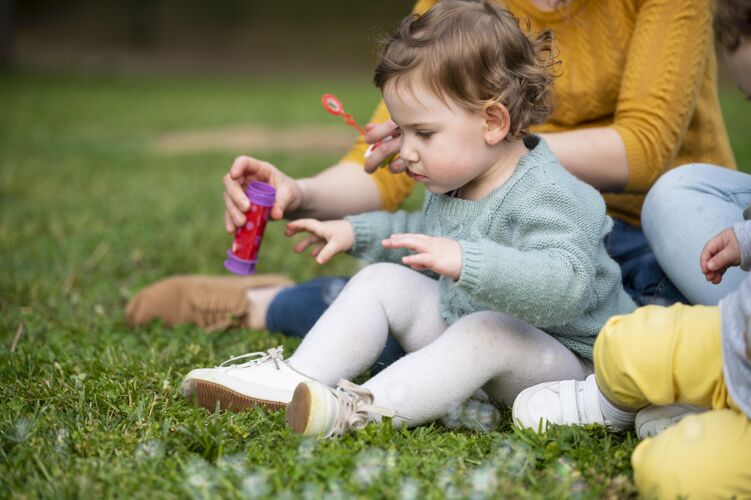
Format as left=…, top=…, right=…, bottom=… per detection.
left=346, top=136, right=636, bottom=359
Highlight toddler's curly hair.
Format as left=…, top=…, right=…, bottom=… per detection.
left=374, top=0, right=558, bottom=139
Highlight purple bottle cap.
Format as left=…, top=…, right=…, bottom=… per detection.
left=224, top=250, right=257, bottom=274
left=246, top=181, right=276, bottom=207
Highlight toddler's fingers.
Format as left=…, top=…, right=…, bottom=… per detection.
left=710, top=271, right=724, bottom=284
left=707, top=245, right=736, bottom=272
left=293, top=234, right=322, bottom=254
left=315, top=241, right=340, bottom=265
left=700, top=242, right=719, bottom=271
left=402, top=253, right=433, bottom=268
left=384, top=234, right=431, bottom=253
left=286, top=218, right=320, bottom=234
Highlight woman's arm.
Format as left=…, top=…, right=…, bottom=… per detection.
left=288, top=161, right=383, bottom=220
left=542, top=0, right=714, bottom=195
left=539, top=128, right=628, bottom=193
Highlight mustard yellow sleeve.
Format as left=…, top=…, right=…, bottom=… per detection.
left=610, top=0, right=714, bottom=195
left=338, top=0, right=436, bottom=212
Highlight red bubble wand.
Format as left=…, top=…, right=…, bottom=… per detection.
left=321, top=93, right=396, bottom=161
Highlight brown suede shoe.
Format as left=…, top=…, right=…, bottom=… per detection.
left=125, top=274, right=294, bottom=332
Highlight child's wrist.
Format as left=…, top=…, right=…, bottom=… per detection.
left=733, top=222, right=751, bottom=271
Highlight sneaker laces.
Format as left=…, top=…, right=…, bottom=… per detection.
left=327, top=379, right=403, bottom=438
left=219, top=346, right=285, bottom=370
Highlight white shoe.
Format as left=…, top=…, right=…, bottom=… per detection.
left=285, top=379, right=399, bottom=438
left=634, top=404, right=706, bottom=439
left=512, top=374, right=615, bottom=432
left=181, top=346, right=313, bottom=412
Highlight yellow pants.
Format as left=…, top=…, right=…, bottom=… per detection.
left=594, top=304, right=751, bottom=499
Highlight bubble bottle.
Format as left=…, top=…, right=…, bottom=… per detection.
left=224, top=181, right=276, bottom=274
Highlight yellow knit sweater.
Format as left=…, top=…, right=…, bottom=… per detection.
left=341, top=0, right=736, bottom=226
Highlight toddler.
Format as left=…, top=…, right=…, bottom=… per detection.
left=182, top=0, right=635, bottom=437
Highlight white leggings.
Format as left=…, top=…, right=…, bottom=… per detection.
left=288, top=263, right=593, bottom=426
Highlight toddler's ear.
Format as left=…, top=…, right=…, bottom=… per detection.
left=483, top=102, right=511, bottom=145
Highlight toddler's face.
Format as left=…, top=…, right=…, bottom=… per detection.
left=383, top=81, right=502, bottom=196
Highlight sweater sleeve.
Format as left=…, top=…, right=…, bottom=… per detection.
left=345, top=210, right=425, bottom=263
left=610, top=0, right=714, bottom=195
left=733, top=221, right=751, bottom=272
left=456, top=182, right=604, bottom=327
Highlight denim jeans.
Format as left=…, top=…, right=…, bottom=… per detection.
left=605, top=219, right=688, bottom=306
left=266, top=276, right=406, bottom=372
left=642, top=164, right=751, bottom=305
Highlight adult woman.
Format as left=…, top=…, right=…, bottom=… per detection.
left=127, top=0, right=735, bottom=367
left=640, top=0, right=751, bottom=306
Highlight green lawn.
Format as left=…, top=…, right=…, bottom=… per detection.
left=0, top=71, right=748, bottom=498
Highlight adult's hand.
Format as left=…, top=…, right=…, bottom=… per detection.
left=363, top=120, right=404, bottom=174
left=223, top=156, right=301, bottom=232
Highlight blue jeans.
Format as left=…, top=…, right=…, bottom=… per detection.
left=266, top=217, right=688, bottom=370
left=266, top=277, right=406, bottom=372
left=642, top=164, right=751, bottom=305
left=606, top=219, right=688, bottom=306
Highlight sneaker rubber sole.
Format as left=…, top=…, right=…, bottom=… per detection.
left=285, top=382, right=313, bottom=433
left=184, top=379, right=286, bottom=412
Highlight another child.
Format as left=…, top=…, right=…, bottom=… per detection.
left=513, top=226, right=751, bottom=497
left=181, top=0, right=635, bottom=436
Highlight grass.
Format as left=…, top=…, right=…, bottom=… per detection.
left=0, top=69, right=748, bottom=499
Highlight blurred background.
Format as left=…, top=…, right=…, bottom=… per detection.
left=0, top=0, right=748, bottom=301
left=2, top=0, right=409, bottom=75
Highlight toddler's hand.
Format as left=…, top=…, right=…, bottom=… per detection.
left=285, top=219, right=355, bottom=265
left=700, top=227, right=741, bottom=284
left=382, top=233, right=462, bottom=280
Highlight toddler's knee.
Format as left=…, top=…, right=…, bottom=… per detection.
left=450, top=311, right=528, bottom=344
left=349, top=263, right=405, bottom=287
left=347, top=263, right=419, bottom=300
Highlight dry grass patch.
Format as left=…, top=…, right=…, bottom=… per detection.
left=153, top=125, right=357, bottom=154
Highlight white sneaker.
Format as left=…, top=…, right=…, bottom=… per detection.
left=285, top=379, right=399, bottom=438
left=181, top=346, right=313, bottom=412
left=512, top=374, right=612, bottom=432
left=634, top=404, right=706, bottom=439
